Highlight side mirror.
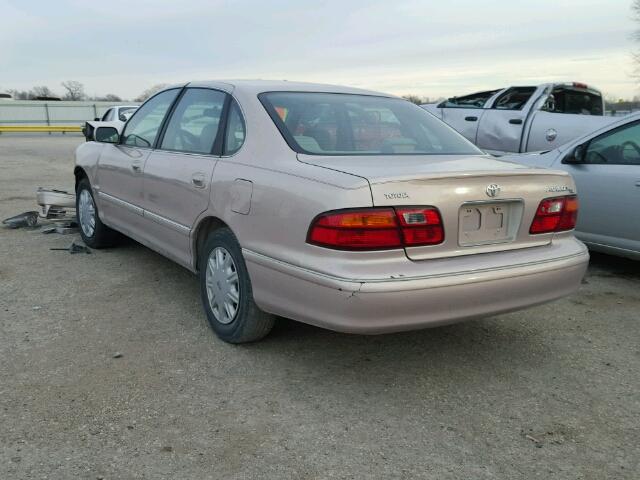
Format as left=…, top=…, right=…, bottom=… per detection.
left=94, top=126, right=120, bottom=144
left=563, top=143, right=586, bottom=164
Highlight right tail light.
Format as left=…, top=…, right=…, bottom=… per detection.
left=529, top=195, right=579, bottom=234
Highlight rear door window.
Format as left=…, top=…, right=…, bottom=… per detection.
left=541, top=86, right=603, bottom=115
left=223, top=100, right=246, bottom=155
left=160, top=88, right=226, bottom=155
left=492, top=87, right=536, bottom=110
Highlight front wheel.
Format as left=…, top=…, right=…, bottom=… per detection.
left=76, top=178, right=119, bottom=248
left=199, top=228, right=274, bottom=343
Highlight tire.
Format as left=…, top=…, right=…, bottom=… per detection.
left=76, top=178, right=119, bottom=248
left=199, top=228, right=275, bottom=343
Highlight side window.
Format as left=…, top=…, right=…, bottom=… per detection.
left=160, top=88, right=226, bottom=154
left=224, top=100, right=246, bottom=155
left=541, top=86, right=603, bottom=115
left=101, top=108, right=113, bottom=121
left=439, top=90, right=500, bottom=109
left=585, top=121, right=640, bottom=165
left=122, top=89, right=179, bottom=148
left=492, top=87, right=536, bottom=111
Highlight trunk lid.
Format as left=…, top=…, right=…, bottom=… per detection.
left=298, top=154, right=576, bottom=260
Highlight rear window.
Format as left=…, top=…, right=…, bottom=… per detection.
left=541, top=87, right=603, bottom=115
left=259, top=92, right=482, bottom=156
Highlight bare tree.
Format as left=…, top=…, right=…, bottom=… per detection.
left=7, top=89, right=29, bottom=100
left=134, top=84, right=168, bottom=102
left=402, top=94, right=426, bottom=105
left=61, top=80, right=86, bottom=100
left=633, top=0, right=640, bottom=79
left=92, top=93, right=123, bottom=102
left=30, top=86, right=56, bottom=99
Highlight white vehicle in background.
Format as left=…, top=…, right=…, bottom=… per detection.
left=422, top=83, right=616, bottom=155
left=83, top=105, right=138, bottom=140
left=95, top=105, right=138, bottom=123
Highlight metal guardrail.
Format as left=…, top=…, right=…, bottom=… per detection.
left=0, top=125, right=82, bottom=133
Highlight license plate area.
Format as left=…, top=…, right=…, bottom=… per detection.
left=458, top=200, right=522, bottom=247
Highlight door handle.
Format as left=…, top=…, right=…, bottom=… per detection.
left=191, top=173, right=206, bottom=188
left=509, top=118, right=523, bottom=125
left=464, top=116, right=478, bottom=122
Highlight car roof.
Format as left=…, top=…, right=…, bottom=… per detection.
left=185, top=79, right=395, bottom=98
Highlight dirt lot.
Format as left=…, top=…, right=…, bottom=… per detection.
left=0, top=135, right=638, bottom=479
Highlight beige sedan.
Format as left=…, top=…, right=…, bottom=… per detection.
left=74, top=80, right=588, bottom=343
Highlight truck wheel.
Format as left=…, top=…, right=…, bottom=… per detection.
left=76, top=178, right=119, bottom=248
left=199, top=228, right=275, bottom=343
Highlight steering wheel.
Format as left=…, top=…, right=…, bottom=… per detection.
left=585, top=148, right=608, bottom=164
left=621, top=140, right=640, bottom=157
left=177, top=130, right=201, bottom=151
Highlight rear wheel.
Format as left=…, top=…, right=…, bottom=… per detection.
left=199, top=228, right=274, bottom=343
left=76, top=178, right=119, bottom=248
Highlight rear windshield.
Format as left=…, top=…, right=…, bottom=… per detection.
left=260, top=92, right=483, bottom=156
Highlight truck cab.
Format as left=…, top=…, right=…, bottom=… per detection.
left=423, top=83, right=612, bottom=155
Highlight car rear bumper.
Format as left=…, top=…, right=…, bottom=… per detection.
left=244, top=238, right=589, bottom=334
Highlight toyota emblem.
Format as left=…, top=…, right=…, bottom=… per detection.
left=486, top=184, right=501, bottom=197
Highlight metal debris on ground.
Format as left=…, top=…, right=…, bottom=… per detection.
left=41, top=221, right=79, bottom=235
left=2, top=211, right=39, bottom=229
left=50, top=241, right=92, bottom=254
left=53, top=220, right=79, bottom=235
left=36, top=187, right=76, bottom=219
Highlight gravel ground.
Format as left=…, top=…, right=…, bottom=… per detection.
left=0, top=135, right=638, bottom=480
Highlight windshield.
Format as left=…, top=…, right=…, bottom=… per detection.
left=260, top=92, right=483, bottom=156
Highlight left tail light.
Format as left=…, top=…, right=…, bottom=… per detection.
left=529, top=195, right=579, bottom=234
left=307, top=207, right=444, bottom=251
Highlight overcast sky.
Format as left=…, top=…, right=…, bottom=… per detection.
left=1, top=0, right=638, bottom=100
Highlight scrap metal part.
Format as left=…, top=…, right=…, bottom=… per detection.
left=36, top=188, right=76, bottom=219
left=2, top=211, right=39, bottom=229
left=41, top=220, right=79, bottom=235
left=50, top=241, right=91, bottom=254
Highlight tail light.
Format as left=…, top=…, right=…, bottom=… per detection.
left=529, top=195, right=578, bottom=234
left=307, top=207, right=444, bottom=250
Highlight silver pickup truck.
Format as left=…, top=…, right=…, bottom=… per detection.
left=422, top=83, right=616, bottom=154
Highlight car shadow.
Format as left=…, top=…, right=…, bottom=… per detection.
left=586, top=251, right=640, bottom=280
left=250, top=313, right=551, bottom=389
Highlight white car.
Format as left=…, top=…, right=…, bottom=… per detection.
left=83, top=105, right=138, bottom=140
left=96, top=105, right=138, bottom=124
